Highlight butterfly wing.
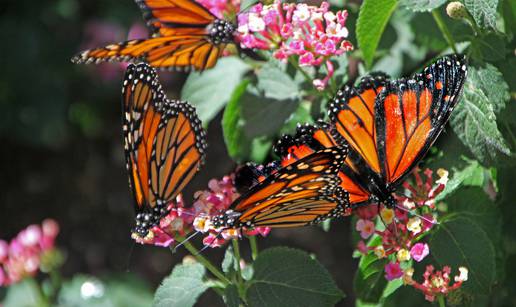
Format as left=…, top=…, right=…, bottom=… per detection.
left=72, top=0, right=230, bottom=70
left=122, top=63, right=207, bottom=236
left=376, top=55, right=467, bottom=184
left=213, top=147, right=349, bottom=229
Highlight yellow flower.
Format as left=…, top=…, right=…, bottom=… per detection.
left=380, top=208, right=395, bottom=224
left=403, top=267, right=414, bottom=285
left=397, top=249, right=411, bottom=262
left=407, top=217, right=422, bottom=234
left=374, top=246, right=386, bottom=258
left=436, top=168, right=449, bottom=185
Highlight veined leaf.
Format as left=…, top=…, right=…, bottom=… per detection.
left=356, top=0, right=398, bottom=68
left=400, top=0, right=447, bottom=12
left=153, top=263, right=208, bottom=307
left=464, top=0, right=499, bottom=29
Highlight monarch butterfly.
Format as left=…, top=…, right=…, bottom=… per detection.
left=72, top=0, right=237, bottom=71
left=122, top=62, right=207, bottom=239
left=275, top=55, right=467, bottom=210
left=211, top=146, right=350, bottom=229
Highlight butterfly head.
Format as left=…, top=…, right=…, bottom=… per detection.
left=211, top=209, right=245, bottom=229
left=208, top=19, right=236, bottom=45
left=131, top=205, right=168, bottom=240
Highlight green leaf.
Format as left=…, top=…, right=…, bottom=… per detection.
left=450, top=64, right=511, bottom=163
left=223, top=285, right=240, bottom=307
left=221, top=245, right=238, bottom=274
left=464, top=0, right=499, bottom=29
left=153, top=263, right=208, bottom=307
left=436, top=158, right=485, bottom=201
left=3, top=279, right=40, bottom=307
left=247, top=247, right=344, bottom=307
left=241, top=91, right=299, bottom=138
left=222, top=79, right=250, bottom=160
left=354, top=252, right=389, bottom=303
left=430, top=217, right=496, bottom=294
left=445, top=187, right=502, bottom=244
left=181, top=57, right=251, bottom=124
left=356, top=0, right=398, bottom=67
left=256, top=62, right=301, bottom=100
left=400, top=0, right=447, bottom=12
left=471, top=33, right=507, bottom=62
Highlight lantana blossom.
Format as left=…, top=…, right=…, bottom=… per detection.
left=132, top=175, right=270, bottom=248
left=235, top=1, right=353, bottom=90
left=0, top=219, right=60, bottom=286
left=404, top=265, right=469, bottom=302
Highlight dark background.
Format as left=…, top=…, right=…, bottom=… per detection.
left=0, top=0, right=357, bottom=305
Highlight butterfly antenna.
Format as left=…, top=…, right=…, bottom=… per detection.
left=395, top=204, right=439, bottom=225
left=173, top=231, right=201, bottom=253
left=125, top=240, right=136, bottom=272
left=195, top=228, right=226, bottom=256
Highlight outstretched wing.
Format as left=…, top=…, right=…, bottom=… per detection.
left=376, top=55, right=467, bottom=184
left=213, top=147, right=349, bottom=229
left=122, top=63, right=207, bottom=213
left=71, top=0, right=226, bottom=70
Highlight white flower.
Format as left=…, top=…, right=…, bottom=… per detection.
left=436, top=168, right=449, bottom=185
left=407, top=217, right=422, bottom=234
left=455, top=267, right=469, bottom=282
left=326, top=23, right=348, bottom=38
left=293, top=4, right=311, bottom=22
left=193, top=216, right=213, bottom=233
left=248, top=13, right=265, bottom=32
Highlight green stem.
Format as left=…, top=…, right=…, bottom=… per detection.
left=438, top=294, right=446, bottom=307
left=289, top=56, right=312, bottom=85
left=232, top=240, right=243, bottom=282
left=49, top=270, right=62, bottom=302
left=431, top=10, right=458, bottom=54
left=248, top=236, right=259, bottom=261
left=174, top=236, right=230, bottom=286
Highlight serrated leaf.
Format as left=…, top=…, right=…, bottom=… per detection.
left=153, top=263, right=208, bottom=307
left=181, top=57, right=251, bottom=124
left=247, top=247, right=344, bottom=307
left=436, top=158, right=485, bottom=201
left=256, top=62, right=300, bottom=100
left=354, top=252, right=389, bottom=303
left=450, top=65, right=511, bottom=162
left=464, top=0, right=499, bottom=29
left=222, top=79, right=250, bottom=160
left=356, top=0, right=398, bottom=67
left=400, top=0, right=447, bottom=12
left=430, top=217, right=496, bottom=294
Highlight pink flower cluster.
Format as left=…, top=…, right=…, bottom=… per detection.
left=132, top=176, right=270, bottom=248
left=195, top=0, right=240, bottom=19
left=0, top=219, right=59, bottom=286
left=236, top=1, right=353, bottom=90
left=404, top=265, right=468, bottom=302
left=354, top=168, right=468, bottom=301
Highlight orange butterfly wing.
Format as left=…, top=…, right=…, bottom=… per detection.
left=212, top=147, right=349, bottom=229
left=122, top=63, right=207, bottom=236
left=72, top=0, right=232, bottom=70
left=376, top=56, right=467, bottom=184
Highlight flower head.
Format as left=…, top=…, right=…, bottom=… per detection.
left=0, top=220, right=60, bottom=286
left=235, top=1, right=353, bottom=90
left=410, top=265, right=468, bottom=302
left=385, top=262, right=404, bottom=281
left=356, top=219, right=375, bottom=239
left=410, top=243, right=430, bottom=262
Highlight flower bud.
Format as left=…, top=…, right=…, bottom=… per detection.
left=446, top=2, right=468, bottom=20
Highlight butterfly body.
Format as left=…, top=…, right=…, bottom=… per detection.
left=122, top=63, right=207, bottom=239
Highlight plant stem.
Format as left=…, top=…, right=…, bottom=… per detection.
left=288, top=56, right=312, bottom=85
left=431, top=10, right=458, bottom=54
left=438, top=295, right=446, bottom=307
left=232, top=239, right=243, bottom=283
left=174, top=236, right=230, bottom=286
left=49, top=269, right=62, bottom=302
left=248, top=236, right=258, bottom=261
